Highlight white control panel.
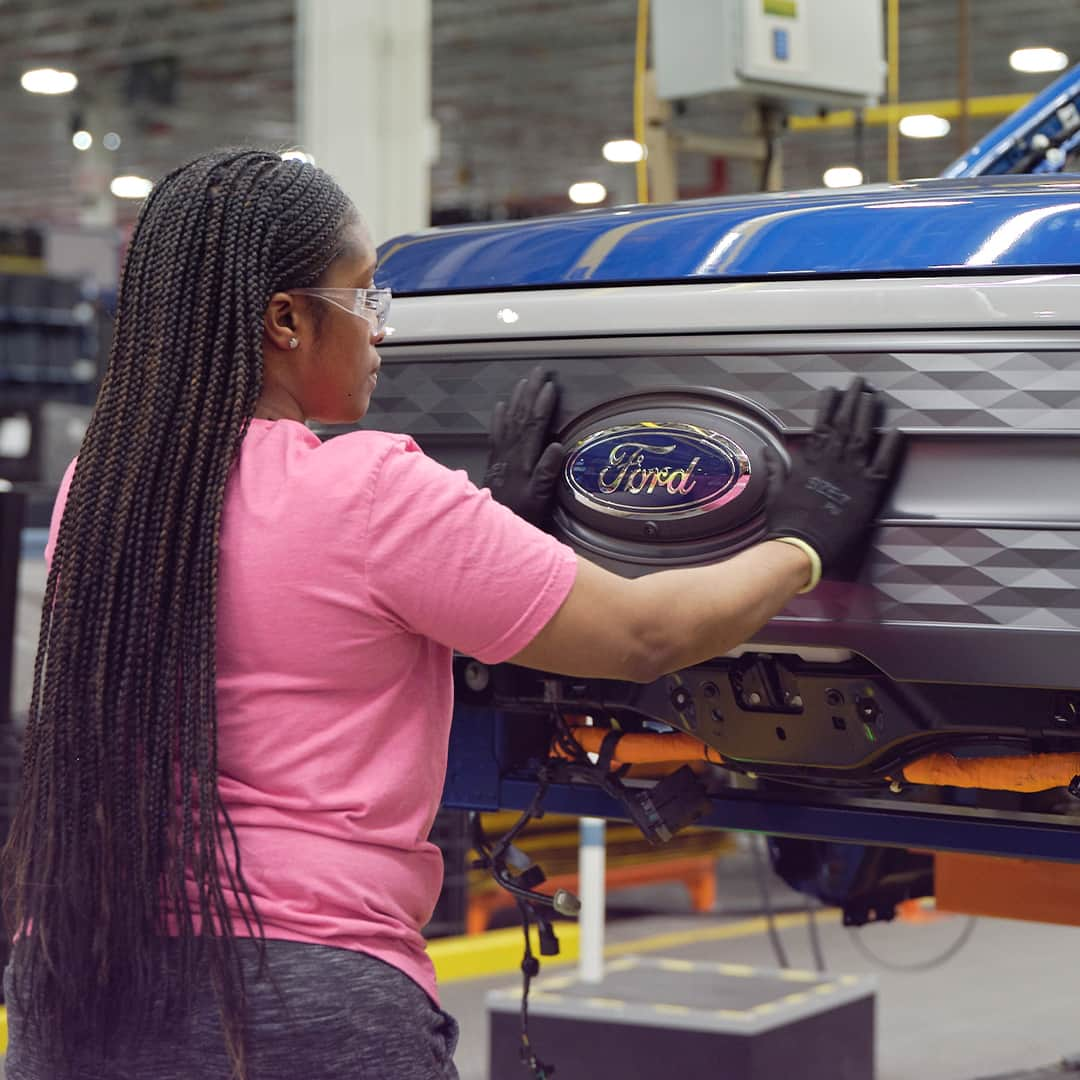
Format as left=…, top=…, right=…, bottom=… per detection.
left=652, top=0, right=885, bottom=109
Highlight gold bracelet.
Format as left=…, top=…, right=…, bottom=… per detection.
left=771, top=536, right=822, bottom=594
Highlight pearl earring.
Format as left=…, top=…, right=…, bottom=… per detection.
left=288, top=336, right=299, bottom=350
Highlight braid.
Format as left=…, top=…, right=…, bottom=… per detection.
left=3, top=149, right=356, bottom=1075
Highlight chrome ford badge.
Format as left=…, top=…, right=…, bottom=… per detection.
left=564, top=422, right=751, bottom=519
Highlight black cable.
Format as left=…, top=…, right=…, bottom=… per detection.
left=847, top=915, right=977, bottom=972
left=745, top=772, right=892, bottom=795
left=470, top=779, right=565, bottom=1077
left=758, top=102, right=777, bottom=192
left=490, top=776, right=550, bottom=867
left=516, top=901, right=554, bottom=1079
left=806, top=901, right=826, bottom=973
left=759, top=136, right=776, bottom=193
left=751, top=835, right=789, bottom=968
left=854, top=107, right=866, bottom=182
left=550, top=713, right=587, bottom=762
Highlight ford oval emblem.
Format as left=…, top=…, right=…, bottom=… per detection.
left=564, top=422, right=751, bottom=519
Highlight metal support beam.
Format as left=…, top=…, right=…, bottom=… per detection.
left=643, top=69, right=779, bottom=201
left=672, top=131, right=771, bottom=162
left=956, top=0, right=971, bottom=153
left=789, top=93, right=1033, bottom=134
left=886, top=0, right=900, bottom=181
left=441, top=706, right=1080, bottom=867
left=484, top=779, right=1080, bottom=865
left=643, top=70, right=678, bottom=204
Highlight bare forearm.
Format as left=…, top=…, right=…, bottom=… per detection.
left=629, top=540, right=812, bottom=676
left=508, top=540, right=813, bottom=682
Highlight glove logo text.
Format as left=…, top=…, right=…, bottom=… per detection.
left=806, top=476, right=851, bottom=514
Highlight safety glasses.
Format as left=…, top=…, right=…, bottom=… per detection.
left=291, top=287, right=392, bottom=335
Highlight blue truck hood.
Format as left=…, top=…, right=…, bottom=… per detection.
left=378, top=65, right=1080, bottom=295
left=378, top=176, right=1080, bottom=293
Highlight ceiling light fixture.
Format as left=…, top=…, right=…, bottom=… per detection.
left=569, top=181, right=607, bottom=205
left=603, top=139, right=646, bottom=164
left=822, top=166, right=863, bottom=188
left=21, top=68, right=78, bottom=95
left=103, top=132, right=122, bottom=151
left=72, top=130, right=93, bottom=151
left=1010, top=47, right=1068, bottom=74
left=110, top=175, right=153, bottom=199
left=899, top=113, right=951, bottom=139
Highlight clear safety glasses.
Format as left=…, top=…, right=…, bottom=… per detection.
left=291, top=287, right=392, bottom=335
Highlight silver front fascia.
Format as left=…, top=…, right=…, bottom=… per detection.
left=382, top=274, right=1080, bottom=344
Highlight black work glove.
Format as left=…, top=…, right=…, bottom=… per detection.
left=765, top=377, right=904, bottom=572
left=483, top=366, right=565, bottom=526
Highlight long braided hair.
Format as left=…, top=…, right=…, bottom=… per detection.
left=2, top=149, right=357, bottom=1074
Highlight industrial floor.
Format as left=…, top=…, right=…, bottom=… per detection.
left=440, top=859, right=1080, bottom=1080
left=13, top=554, right=1080, bottom=1080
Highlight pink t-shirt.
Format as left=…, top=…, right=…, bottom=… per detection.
left=46, top=418, right=578, bottom=1004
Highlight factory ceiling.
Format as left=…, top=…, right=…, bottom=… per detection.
left=2, top=0, right=1079, bottom=233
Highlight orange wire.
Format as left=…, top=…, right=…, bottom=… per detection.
left=553, top=727, right=723, bottom=766
left=901, top=752, right=1080, bottom=793
left=553, top=728, right=1080, bottom=793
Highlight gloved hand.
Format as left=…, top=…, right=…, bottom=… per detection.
left=483, top=366, right=565, bottom=526
left=765, top=377, right=904, bottom=573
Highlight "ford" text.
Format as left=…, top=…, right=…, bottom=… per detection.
left=597, top=442, right=699, bottom=497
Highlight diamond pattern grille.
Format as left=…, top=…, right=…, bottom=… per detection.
left=362, top=346, right=1080, bottom=642
left=784, top=526, right=1080, bottom=631
left=368, top=349, right=1080, bottom=436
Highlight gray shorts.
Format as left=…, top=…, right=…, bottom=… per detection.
left=4, top=938, right=460, bottom=1080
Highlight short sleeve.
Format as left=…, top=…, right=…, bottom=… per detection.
left=364, top=438, right=578, bottom=663
left=44, top=457, right=78, bottom=569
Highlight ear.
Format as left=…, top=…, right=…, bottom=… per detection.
left=263, top=291, right=300, bottom=352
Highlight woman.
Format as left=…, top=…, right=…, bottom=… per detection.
left=2, top=149, right=900, bottom=1079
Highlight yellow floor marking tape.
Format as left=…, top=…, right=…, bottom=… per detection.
left=431, top=907, right=840, bottom=983
left=778, top=968, right=820, bottom=982
left=715, top=1008, right=751, bottom=1022
left=0, top=1005, right=6, bottom=1054
left=604, top=908, right=840, bottom=959
left=657, top=958, right=695, bottom=973
left=715, top=962, right=755, bottom=977
left=528, top=991, right=564, bottom=1004
left=584, top=996, right=625, bottom=1009
left=431, top=923, right=581, bottom=982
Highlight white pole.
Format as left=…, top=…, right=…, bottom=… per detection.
left=578, top=816, right=606, bottom=983
left=296, top=0, right=433, bottom=244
